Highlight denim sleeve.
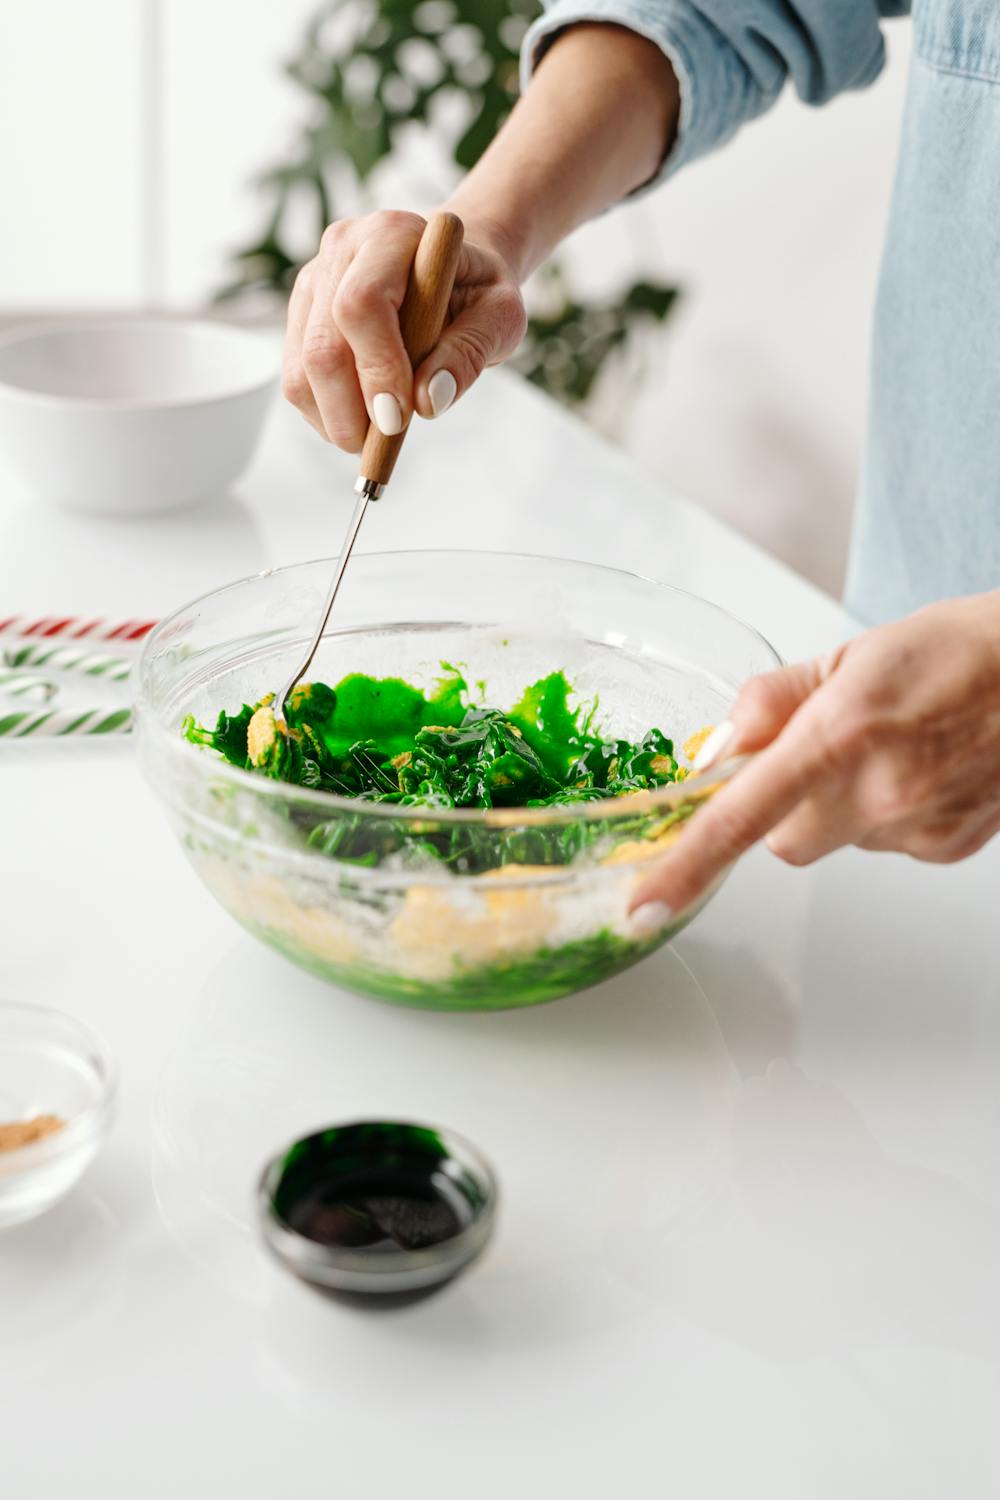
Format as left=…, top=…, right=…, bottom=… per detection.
left=520, top=1, right=909, bottom=183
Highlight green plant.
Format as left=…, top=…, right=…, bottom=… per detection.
left=220, top=0, right=678, bottom=410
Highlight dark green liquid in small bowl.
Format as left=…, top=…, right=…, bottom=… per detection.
left=286, top=1168, right=468, bottom=1252
left=261, top=1122, right=497, bottom=1297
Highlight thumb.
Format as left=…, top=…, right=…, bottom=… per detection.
left=413, top=283, right=526, bottom=419
left=694, top=652, right=842, bottom=771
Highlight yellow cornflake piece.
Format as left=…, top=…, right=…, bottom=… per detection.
left=216, top=867, right=360, bottom=967
left=287, top=683, right=315, bottom=714
left=390, top=864, right=557, bottom=978
left=683, top=725, right=715, bottom=763
left=247, top=705, right=281, bottom=765
left=601, top=827, right=683, bottom=866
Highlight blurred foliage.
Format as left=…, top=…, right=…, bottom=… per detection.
left=515, top=270, right=678, bottom=405
left=221, top=0, right=678, bottom=411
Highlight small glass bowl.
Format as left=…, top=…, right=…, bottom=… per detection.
left=258, top=1120, right=498, bottom=1298
left=0, top=1001, right=116, bottom=1229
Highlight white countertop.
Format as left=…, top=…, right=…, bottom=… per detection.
left=2, top=371, right=998, bottom=1498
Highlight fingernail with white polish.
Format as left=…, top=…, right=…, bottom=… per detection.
left=693, top=719, right=735, bottom=772
left=427, top=369, right=457, bottom=417
left=372, top=392, right=404, bottom=436
left=628, top=901, right=674, bottom=941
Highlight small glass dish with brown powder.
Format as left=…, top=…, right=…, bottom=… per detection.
left=0, top=1001, right=116, bottom=1229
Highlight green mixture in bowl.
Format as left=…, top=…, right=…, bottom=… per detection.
left=184, top=668, right=700, bottom=876
left=182, top=667, right=708, bottom=1007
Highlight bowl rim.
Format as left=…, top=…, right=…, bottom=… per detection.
left=136, top=547, right=781, bottom=832
left=0, top=999, right=117, bottom=1172
left=0, top=317, right=278, bottom=412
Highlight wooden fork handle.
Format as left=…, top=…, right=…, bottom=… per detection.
left=356, top=211, right=465, bottom=495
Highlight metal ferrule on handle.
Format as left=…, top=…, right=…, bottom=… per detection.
left=354, top=476, right=386, bottom=500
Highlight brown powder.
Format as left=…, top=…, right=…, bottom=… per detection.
left=0, top=1115, right=65, bottom=1152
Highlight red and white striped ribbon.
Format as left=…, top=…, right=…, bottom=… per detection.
left=0, top=614, right=157, bottom=644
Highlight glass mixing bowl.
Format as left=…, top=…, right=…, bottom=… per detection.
left=135, top=551, right=779, bottom=1010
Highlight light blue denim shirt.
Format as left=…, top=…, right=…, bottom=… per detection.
left=522, top=0, right=1000, bottom=625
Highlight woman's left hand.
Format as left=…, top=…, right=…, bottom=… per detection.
left=629, top=591, right=1000, bottom=932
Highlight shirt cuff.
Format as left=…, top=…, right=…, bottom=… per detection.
left=520, top=0, right=783, bottom=194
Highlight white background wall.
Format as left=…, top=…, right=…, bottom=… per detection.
left=0, top=2, right=913, bottom=594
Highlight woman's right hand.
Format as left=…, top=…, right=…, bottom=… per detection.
left=282, top=209, right=527, bottom=451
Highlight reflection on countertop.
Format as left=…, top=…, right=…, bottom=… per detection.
left=0, top=1187, right=123, bottom=1349
left=150, top=940, right=735, bottom=1383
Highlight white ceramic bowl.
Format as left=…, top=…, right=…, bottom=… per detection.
left=0, top=319, right=278, bottom=515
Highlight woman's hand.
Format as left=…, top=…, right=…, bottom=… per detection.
left=282, top=210, right=526, bottom=451
left=630, top=591, right=1000, bottom=931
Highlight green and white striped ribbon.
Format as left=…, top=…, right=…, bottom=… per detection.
left=0, top=670, right=58, bottom=701
left=0, top=705, right=132, bottom=738
left=3, top=641, right=133, bottom=682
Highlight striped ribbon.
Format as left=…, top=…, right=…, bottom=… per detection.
left=0, top=617, right=143, bottom=741
left=0, top=670, right=58, bottom=702
left=4, top=642, right=133, bottom=682
left=0, top=614, right=157, bottom=643
left=0, top=705, right=132, bottom=738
